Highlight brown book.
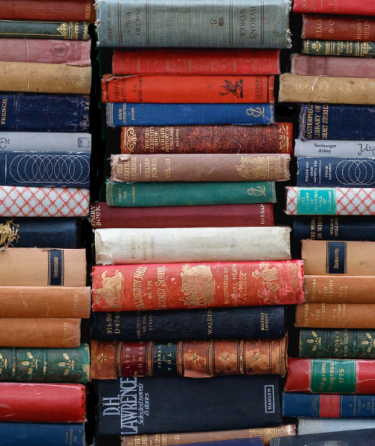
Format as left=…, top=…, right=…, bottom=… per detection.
left=0, top=286, right=90, bottom=318
left=0, top=318, right=81, bottom=347
left=0, top=249, right=86, bottom=286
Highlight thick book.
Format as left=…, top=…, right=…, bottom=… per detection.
left=96, top=0, right=291, bottom=48
left=98, top=376, right=282, bottom=435
left=298, top=418, right=375, bottom=435
left=0, top=344, right=89, bottom=383
left=110, top=154, right=290, bottom=182
left=0, top=248, right=86, bottom=286
left=91, top=203, right=275, bottom=228
left=294, top=139, right=375, bottom=158
left=95, top=227, right=291, bottom=265
left=106, top=181, right=276, bottom=207
left=106, top=103, right=275, bottom=127
left=271, top=429, right=375, bottom=446
left=0, top=21, right=89, bottom=40
left=0, top=93, right=90, bottom=132
left=91, top=306, right=287, bottom=341
left=113, top=49, right=281, bottom=75
left=91, top=338, right=287, bottom=379
left=0, top=132, right=91, bottom=152
left=293, top=0, right=375, bottom=15
left=0, top=383, right=86, bottom=423
left=303, top=40, right=375, bottom=57
left=0, top=152, right=90, bottom=187
left=120, top=123, right=293, bottom=155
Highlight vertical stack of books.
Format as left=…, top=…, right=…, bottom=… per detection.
left=0, top=0, right=92, bottom=444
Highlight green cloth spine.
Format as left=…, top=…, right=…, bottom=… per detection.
left=0, top=20, right=89, bottom=40
left=303, top=40, right=375, bottom=57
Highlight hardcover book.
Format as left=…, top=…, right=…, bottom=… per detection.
left=294, top=139, right=375, bottom=158
left=298, top=418, right=375, bottom=435
left=0, top=132, right=91, bottom=152
left=303, top=40, right=375, bottom=57
left=271, top=429, right=375, bottom=446
left=293, top=0, right=375, bottom=15
left=0, top=22, right=89, bottom=41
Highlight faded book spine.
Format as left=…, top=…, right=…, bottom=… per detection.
left=270, top=429, right=375, bottom=445
left=110, top=154, right=290, bottom=182
left=298, top=419, right=375, bottom=435
left=0, top=132, right=91, bottom=152
left=303, top=40, right=375, bottom=57
left=293, top=0, right=375, bottom=15
left=294, top=139, right=375, bottom=158
left=0, top=21, right=89, bottom=40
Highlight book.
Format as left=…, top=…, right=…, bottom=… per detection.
left=0, top=152, right=90, bottom=187
left=96, top=0, right=291, bottom=48
left=91, top=203, right=275, bottom=228
left=95, top=227, right=292, bottom=265
left=285, top=187, right=375, bottom=216
left=279, top=74, right=375, bottom=105
left=294, top=139, right=375, bottom=158
left=0, top=186, right=89, bottom=217
left=106, top=103, right=275, bottom=127
left=112, top=49, right=281, bottom=75
left=303, top=40, right=375, bottom=57
left=98, top=376, right=282, bottom=435
left=110, top=154, right=290, bottom=182
left=120, top=124, right=293, bottom=155
left=107, top=181, right=277, bottom=207
left=0, top=248, right=86, bottom=286
left=0, top=344, right=89, bottom=383
left=92, top=260, right=302, bottom=311
left=162, top=441, right=264, bottom=446
left=298, top=419, right=375, bottom=435
left=0, top=21, right=89, bottom=40
left=91, top=306, right=288, bottom=341
left=293, top=0, right=375, bottom=15
left=0, top=383, right=86, bottom=422
left=90, top=338, right=287, bottom=378
left=0, top=132, right=91, bottom=151
left=0, top=93, right=90, bottom=132
left=271, top=429, right=375, bottom=446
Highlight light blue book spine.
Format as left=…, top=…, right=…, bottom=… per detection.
left=0, top=132, right=91, bottom=152
left=298, top=418, right=375, bottom=435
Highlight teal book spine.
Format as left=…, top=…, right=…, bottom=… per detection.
left=106, top=181, right=276, bottom=207
left=0, top=20, right=89, bottom=40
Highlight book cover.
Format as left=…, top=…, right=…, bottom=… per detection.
left=298, top=418, right=375, bottom=435
left=303, top=40, right=375, bottom=57
left=0, top=132, right=91, bottom=152
left=0, top=21, right=89, bottom=40
left=271, top=429, right=375, bottom=446
left=293, top=0, right=375, bottom=15
left=294, top=139, right=375, bottom=158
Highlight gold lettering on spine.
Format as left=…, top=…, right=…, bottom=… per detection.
left=154, top=266, right=168, bottom=309
left=180, top=265, right=215, bottom=307
left=1, top=99, right=7, bottom=125
left=132, top=266, right=147, bottom=310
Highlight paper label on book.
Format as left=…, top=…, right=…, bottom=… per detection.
left=326, top=242, right=347, bottom=274
left=48, top=250, right=64, bottom=286
left=297, top=188, right=337, bottom=214
left=311, top=360, right=356, bottom=393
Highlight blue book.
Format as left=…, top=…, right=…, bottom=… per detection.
left=0, top=152, right=90, bottom=187
left=299, top=104, right=375, bottom=141
left=0, top=93, right=90, bottom=132
left=106, top=103, right=275, bottom=126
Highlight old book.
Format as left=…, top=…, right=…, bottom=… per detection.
left=0, top=21, right=89, bottom=40
left=120, top=124, right=293, bottom=155
left=294, top=140, right=375, bottom=158
left=95, top=228, right=291, bottom=265
left=0, top=344, right=89, bottom=383
left=112, top=49, right=281, bottom=75
left=298, top=419, right=375, bottom=435
left=303, top=40, right=375, bottom=57
left=0, top=248, right=86, bottom=286
left=96, top=0, right=291, bottom=48
left=293, top=0, right=375, bottom=15
left=90, top=338, right=288, bottom=378
left=91, top=203, right=275, bottom=228
left=271, top=429, right=375, bottom=446
left=0, top=132, right=91, bottom=152
left=98, top=376, right=281, bottom=435
left=110, top=154, right=290, bottom=182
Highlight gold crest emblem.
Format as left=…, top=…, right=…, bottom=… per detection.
left=189, top=353, right=201, bottom=362
left=252, top=262, right=280, bottom=292
left=93, top=270, right=124, bottom=310
left=57, top=22, right=68, bottom=38
left=124, top=127, right=137, bottom=153
left=0, top=219, right=20, bottom=247
left=306, top=331, right=322, bottom=351
left=58, top=353, right=75, bottom=376
left=0, top=353, right=7, bottom=375
left=180, top=265, right=215, bottom=307
left=236, top=156, right=270, bottom=180
left=22, top=352, right=38, bottom=375
left=219, top=352, right=232, bottom=362
left=362, top=332, right=375, bottom=353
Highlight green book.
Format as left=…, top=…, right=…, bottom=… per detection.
left=0, top=20, right=89, bottom=40
left=106, top=181, right=276, bottom=207
left=303, top=39, right=375, bottom=57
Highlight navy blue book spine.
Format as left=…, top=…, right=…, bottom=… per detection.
left=106, top=103, right=275, bottom=126
left=0, top=152, right=90, bottom=187
left=91, top=306, right=287, bottom=341
left=0, top=93, right=90, bottom=132
left=0, top=217, right=79, bottom=248
left=0, top=423, right=85, bottom=446
left=299, top=104, right=375, bottom=141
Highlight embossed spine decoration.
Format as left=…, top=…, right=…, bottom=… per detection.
left=0, top=21, right=89, bottom=40
left=303, top=40, right=375, bottom=57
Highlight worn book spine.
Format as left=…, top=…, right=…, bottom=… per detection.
left=0, top=344, right=89, bottom=383
left=0, top=383, right=86, bottom=423
left=302, top=14, right=375, bottom=41
left=91, top=203, right=275, bottom=228
left=0, top=21, right=89, bottom=40
left=91, top=306, right=288, bottom=341
left=293, top=0, right=375, bottom=15
left=106, top=103, right=275, bottom=127
left=0, top=132, right=91, bottom=152
left=303, top=40, right=375, bottom=57
left=96, top=0, right=291, bottom=48
left=0, top=318, right=81, bottom=348
left=271, top=429, right=375, bottom=446
left=0, top=93, right=90, bottom=132
left=298, top=419, right=375, bottom=435
left=110, top=154, right=290, bottom=182
left=112, top=49, right=281, bottom=75
left=0, top=248, right=86, bottom=286
left=90, top=338, right=288, bottom=379
left=294, top=139, right=375, bottom=158
left=120, top=123, right=293, bottom=155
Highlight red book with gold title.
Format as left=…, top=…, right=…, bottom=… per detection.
left=293, top=0, right=375, bottom=16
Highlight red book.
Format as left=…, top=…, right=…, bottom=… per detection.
left=302, top=14, right=375, bottom=41
left=112, top=49, right=281, bottom=75
left=91, top=260, right=304, bottom=312
left=293, top=0, right=375, bottom=16
left=91, top=203, right=275, bottom=228
left=101, top=75, right=274, bottom=103
left=0, top=383, right=86, bottom=422
left=0, top=0, right=91, bottom=21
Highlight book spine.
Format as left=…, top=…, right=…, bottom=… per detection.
left=95, top=227, right=292, bottom=266
left=294, top=139, right=375, bottom=158
left=0, top=132, right=91, bottom=152
left=120, top=124, right=293, bottom=155
left=91, top=203, right=275, bottom=228
left=0, top=93, right=90, bottom=132
left=303, top=39, right=375, bottom=57
left=96, top=0, right=291, bottom=48
left=110, top=154, right=290, bottom=182
left=112, top=49, right=281, bottom=75
left=302, top=14, right=375, bottom=41
left=0, top=318, right=81, bottom=347
left=0, top=344, right=89, bottom=383
left=106, top=103, right=275, bottom=127
left=90, top=338, right=288, bottom=379
left=0, top=21, right=89, bottom=40
left=0, top=383, right=86, bottom=423
left=271, top=429, right=375, bottom=445
left=298, top=419, right=375, bottom=435
left=91, top=306, right=287, bottom=340
left=293, top=0, right=375, bottom=15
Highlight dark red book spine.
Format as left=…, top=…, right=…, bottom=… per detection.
left=293, top=0, right=375, bottom=16
left=90, top=203, right=274, bottom=229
